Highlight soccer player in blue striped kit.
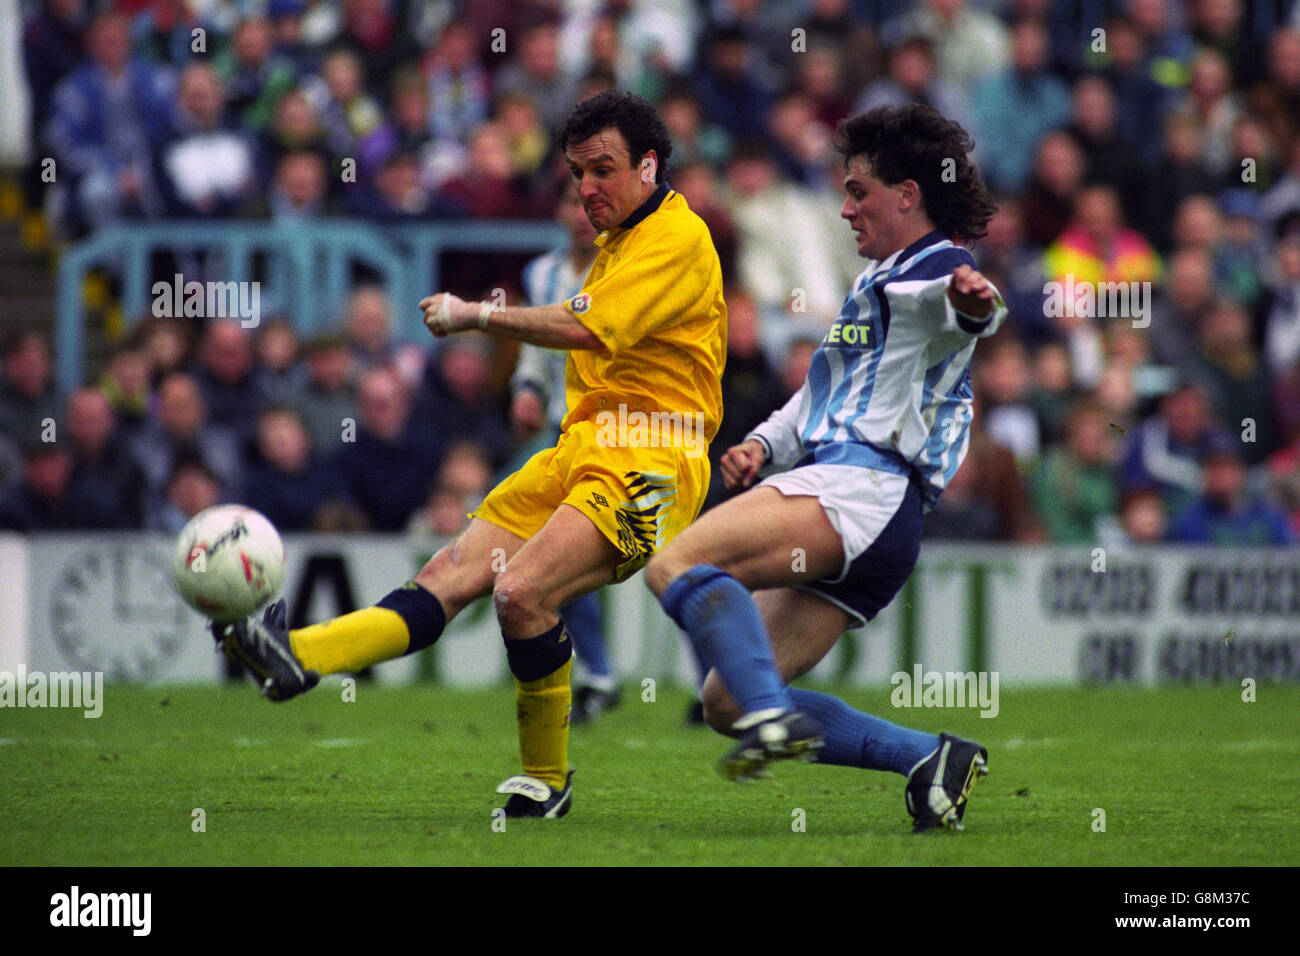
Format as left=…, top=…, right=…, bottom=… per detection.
left=646, top=104, right=1004, bottom=832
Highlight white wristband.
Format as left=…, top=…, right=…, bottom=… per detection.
left=429, top=295, right=451, bottom=333
left=478, top=302, right=493, bottom=330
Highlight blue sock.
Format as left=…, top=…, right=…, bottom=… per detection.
left=789, top=688, right=939, bottom=776
left=560, top=591, right=610, bottom=680
left=660, top=565, right=790, bottom=717
left=684, top=631, right=710, bottom=690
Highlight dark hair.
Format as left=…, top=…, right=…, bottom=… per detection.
left=167, top=454, right=219, bottom=489
left=727, top=137, right=776, bottom=166
left=1275, top=208, right=1300, bottom=242
left=389, top=66, right=426, bottom=102
left=0, top=328, right=45, bottom=360
left=658, top=79, right=699, bottom=107
left=558, top=90, right=672, bottom=184
left=1119, top=484, right=1164, bottom=514
left=258, top=403, right=304, bottom=424
left=834, top=104, right=997, bottom=242
left=892, top=34, right=935, bottom=59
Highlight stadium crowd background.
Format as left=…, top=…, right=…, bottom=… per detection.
left=3, top=0, right=1300, bottom=550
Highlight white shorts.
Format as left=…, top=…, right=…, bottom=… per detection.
left=760, top=463, right=923, bottom=628
left=760, top=464, right=912, bottom=582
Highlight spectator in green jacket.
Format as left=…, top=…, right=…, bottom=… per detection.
left=1032, top=400, right=1119, bottom=543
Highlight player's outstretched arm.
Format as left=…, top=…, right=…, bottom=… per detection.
left=719, top=438, right=767, bottom=491
left=421, top=293, right=603, bottom=350
left=946, top=264, right=996, bottom=318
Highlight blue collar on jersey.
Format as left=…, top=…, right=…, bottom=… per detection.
left=891, top=229, right=949, bottom=266
left=617, top=181, right=671, bottom=230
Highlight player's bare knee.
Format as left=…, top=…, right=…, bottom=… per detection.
left=645, top=548, right=691, bottom=597
left=491, top=570, right=545, bottom=635
left=414, top=547, right=446, bottom=589
left=643, top=552, right=671, bottom=597
left=416, top=544, right=463, bottom=599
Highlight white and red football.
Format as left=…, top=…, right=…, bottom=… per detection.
left=171, top=505, right=286, bottom=624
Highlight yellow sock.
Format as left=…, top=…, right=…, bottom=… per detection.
left=516, top=657, right=572, bottom=791
left=289, top=607, right=410, bottom=675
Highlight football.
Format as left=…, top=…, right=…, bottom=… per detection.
left=171, top=505, right=286, bottom=624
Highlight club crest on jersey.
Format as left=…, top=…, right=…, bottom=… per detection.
left=568, top=293, right=592, bottom=314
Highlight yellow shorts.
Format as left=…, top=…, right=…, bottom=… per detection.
left=474, top=419, right=710, bottom=582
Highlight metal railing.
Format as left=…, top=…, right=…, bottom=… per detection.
left=55, top=219, right=566, bottom=393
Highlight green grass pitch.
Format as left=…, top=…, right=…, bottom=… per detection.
left=2, top=682, right=1297, bottom=866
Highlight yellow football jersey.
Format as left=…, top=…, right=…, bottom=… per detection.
left=560, top=184, right=726, bottom=442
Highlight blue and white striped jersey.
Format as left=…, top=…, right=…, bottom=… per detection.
left=748, top=230, right=1007, bottom=511
left=513, top=248, right=590, bottom=429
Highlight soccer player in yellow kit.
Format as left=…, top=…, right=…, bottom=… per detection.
left=216, top=90, right=726, bottom=818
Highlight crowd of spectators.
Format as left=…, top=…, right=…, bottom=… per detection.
left=0, top=304, right=506, bottom=537
left=7, top=0, right=1300, bottom=547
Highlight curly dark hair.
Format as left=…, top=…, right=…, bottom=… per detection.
left=557, top=89, right=672, bottom=184
left=833, top=104, right=996, bottom=243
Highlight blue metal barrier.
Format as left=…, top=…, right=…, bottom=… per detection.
left=55, top=219, right=566, bottom=393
